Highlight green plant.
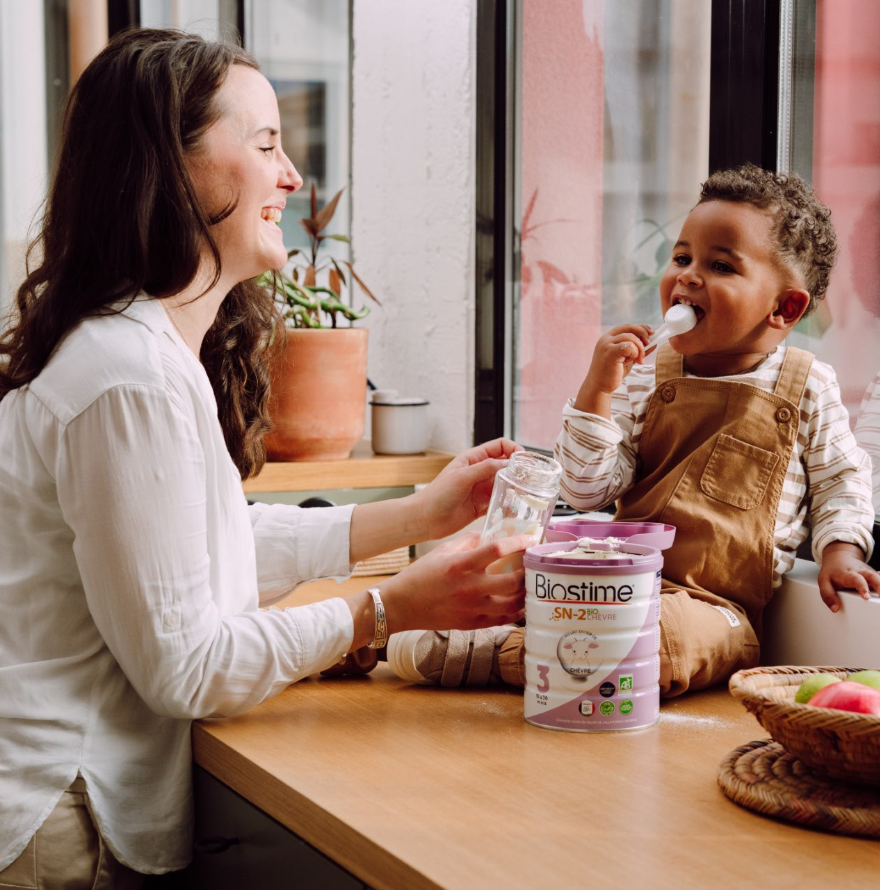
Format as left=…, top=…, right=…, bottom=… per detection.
left=601, top=214, right=680, bottom=326
left=263, top=183, right=380, bottom=328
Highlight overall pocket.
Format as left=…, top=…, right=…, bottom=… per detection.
left=700, top=433, right=779, bottom=510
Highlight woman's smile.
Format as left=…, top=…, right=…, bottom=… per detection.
left=260, top=205, right=284, bottom=227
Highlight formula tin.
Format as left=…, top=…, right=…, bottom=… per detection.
left=523, top=541, right=663, bottom=732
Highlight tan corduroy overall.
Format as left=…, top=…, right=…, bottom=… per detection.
left=498, top=344, right=815, bottom=696
left=615, top=344, right=814, bottom=696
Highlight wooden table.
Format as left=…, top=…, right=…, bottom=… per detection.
left=193, top=578, right=879, bottom=890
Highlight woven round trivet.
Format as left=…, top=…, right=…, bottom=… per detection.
left=718, top=739, right=880, bottom=838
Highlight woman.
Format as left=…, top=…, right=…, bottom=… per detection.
left=0, top=30, right=527, bottom=887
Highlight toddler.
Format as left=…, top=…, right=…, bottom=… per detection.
left=387, top=164, right=877, bottom=697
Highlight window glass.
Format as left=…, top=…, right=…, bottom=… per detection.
left=140, top=0, right=227, bottom=40
left=246, top=0, right=350, bottom=254
left=786, top=0, right=880, bottom=519
left=514, top=0, right=711, bottom=449
left=140, top=0, right=351, bottom=259
left=0, top=2, right=48, bottom=313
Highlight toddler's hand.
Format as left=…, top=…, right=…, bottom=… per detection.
left=817, top=542, right=880, bottom=612
left=573, top=324, right=652, bottom=417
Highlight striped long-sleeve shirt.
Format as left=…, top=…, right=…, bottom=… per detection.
left=554, top=345, right=875, bottom=589
left=854, top=369, right=880, bottom=519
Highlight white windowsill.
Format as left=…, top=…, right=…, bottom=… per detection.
left=763, top=558, right=879, bottom=667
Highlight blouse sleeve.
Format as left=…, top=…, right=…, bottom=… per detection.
left=55, top=383, right=354, bottom=720
left=247, top=501, right=355, bottom=606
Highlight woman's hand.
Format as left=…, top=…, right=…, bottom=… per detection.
left=573, top=325, right=653, bottom=419
left=817, top=542, right=880, bottom=612
left=349, top=532, right=532, bottom=646
left=412, top=438, right=522, bottom=541
left=348, top=439, right=520, bottom=564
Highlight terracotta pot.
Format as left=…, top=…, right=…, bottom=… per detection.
left=266, top=328, right=368, bottom=461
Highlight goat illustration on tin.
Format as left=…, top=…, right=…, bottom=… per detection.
left=557, top=630, right=600, bottom=678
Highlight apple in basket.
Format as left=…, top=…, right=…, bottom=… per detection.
left=807, top=680, right=880, bottom=715
left=847, top=669, right=880, bottom=692
left=793, top=673, right=840, bottom=704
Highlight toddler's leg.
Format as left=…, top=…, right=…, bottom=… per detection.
left=659, top=589, right=760, bottom=697
left=496, top=626, right=525, bottom=687
left=386, top=591, right=758, bottom=696
left=447, top=597, right=758, bottom=696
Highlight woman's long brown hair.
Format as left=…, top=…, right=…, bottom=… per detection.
left=0, top=29, right=280, bottom=478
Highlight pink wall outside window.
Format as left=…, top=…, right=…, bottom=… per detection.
left=515, top=0, right=710, bottom=450
left=516, top=0, right=880, bottom=465
left=516, top=0, right=604, bottom=449
left=789, top=0, right=880, bottom=425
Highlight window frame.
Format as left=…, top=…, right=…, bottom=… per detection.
left=474, top=0, right=515, bottom=445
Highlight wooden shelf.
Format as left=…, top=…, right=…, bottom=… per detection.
left=243, top=441, right=454, bottom=493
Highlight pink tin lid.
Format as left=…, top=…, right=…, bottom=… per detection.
left=523, top=540, right=663, bottom=576
left=546, top=519, right=675, bottom=551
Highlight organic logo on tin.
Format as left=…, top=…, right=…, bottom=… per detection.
left=557, top=630, right=599, bottom=677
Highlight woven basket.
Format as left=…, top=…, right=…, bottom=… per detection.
left=729, top=665, right=880, bottom=787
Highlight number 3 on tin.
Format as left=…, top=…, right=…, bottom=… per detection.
left=536, top=664, right=550, bottom=693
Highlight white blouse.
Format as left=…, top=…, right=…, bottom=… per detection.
left=0, top=297, right=356, bottom=874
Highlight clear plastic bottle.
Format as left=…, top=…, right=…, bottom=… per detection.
left=481, top=451, right=563, bottom=547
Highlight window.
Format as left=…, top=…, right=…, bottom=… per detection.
left=140, top=0, right=234, bottom=40
left=245, top=0, right=351, bottom=255
left=512, top=0, right=711, bottom=450
left=0, top=1, right=49, bottom=314
left=783, top=0, right=880, bottom=426
left=480, top=1, right=879, bottom=469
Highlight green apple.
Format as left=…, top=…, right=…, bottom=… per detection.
left=846, top=669, right=880, bottom=692
left=795, top=673, right=841, bottom=704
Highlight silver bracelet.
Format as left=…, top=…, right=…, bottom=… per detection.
left=366, top=587, right=388, bottom=650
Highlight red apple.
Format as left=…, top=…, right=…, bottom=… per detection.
left=807, top=680, right=880, bottom=715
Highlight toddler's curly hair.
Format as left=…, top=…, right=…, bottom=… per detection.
left=698, top=163, right=837, bottom=316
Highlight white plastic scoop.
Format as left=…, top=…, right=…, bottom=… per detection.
left=646, top=303, right=698, bottom=349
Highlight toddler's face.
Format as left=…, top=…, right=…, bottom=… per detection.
left=658, top=201, right=798, bottom=362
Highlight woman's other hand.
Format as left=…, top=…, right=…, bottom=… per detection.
left=346, top=531, right=532, bottom=648
left=348, top=439, right=521, bottom=564
left=413, top=438, right=522, bottom=541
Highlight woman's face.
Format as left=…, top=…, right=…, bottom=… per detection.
left=189, top=64, right=302, bottom=283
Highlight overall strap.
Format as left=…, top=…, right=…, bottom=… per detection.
left=654, top=343, right=684, bottom=385
left=773, top=346, right=814, bottom=407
